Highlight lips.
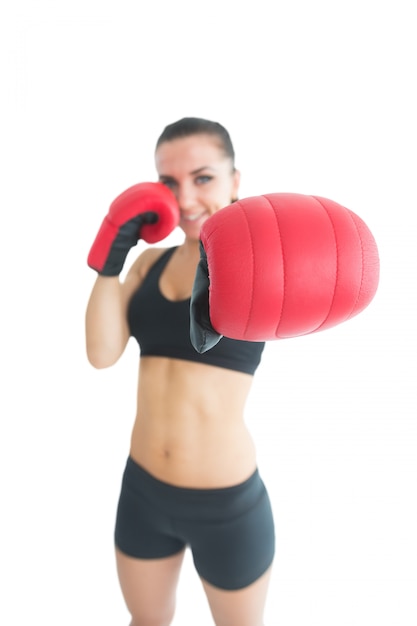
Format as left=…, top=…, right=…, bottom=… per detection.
left=181, top=211, right=206, bottom=222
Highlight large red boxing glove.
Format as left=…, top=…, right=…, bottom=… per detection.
left=87, top=182, right=179, bottom=276
left=190, top=193, right=380, bottom=352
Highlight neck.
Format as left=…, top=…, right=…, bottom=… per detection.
left=179, top=236, right=202, bottom=260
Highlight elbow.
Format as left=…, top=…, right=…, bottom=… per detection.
left=86, top=345, right=122, bottom=369
left=88, top=357, right=116, bottom=370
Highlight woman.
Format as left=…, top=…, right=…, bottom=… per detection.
left=85, top=117, right=275, bottom=626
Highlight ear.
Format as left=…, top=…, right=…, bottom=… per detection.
left=231, top=169, right=241, bottom=201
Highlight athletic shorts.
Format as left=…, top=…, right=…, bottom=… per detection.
left=114, top=456, right=275, bottom=590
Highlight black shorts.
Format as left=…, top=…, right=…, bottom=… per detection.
left=114, top=456, right=275, bottom=590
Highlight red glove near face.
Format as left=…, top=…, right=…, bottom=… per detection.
left=87, top=182, right=179, bottom=276
left=190, top=193, right=380, bottom=352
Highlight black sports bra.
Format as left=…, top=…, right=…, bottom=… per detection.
left=127, top=247, right=265, bottom=375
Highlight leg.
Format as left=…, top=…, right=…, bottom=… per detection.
left=201, top=565, right=273, bottom=626
left=114, top=459, right=188, bottom=625
left=187, top=471, right=275, bottom=625
left=115, top=547, right=186, bottom=626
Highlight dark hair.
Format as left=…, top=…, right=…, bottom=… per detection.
left=155, top=117, right=236, bottom=169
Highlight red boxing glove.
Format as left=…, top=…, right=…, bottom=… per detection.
left=190, top=193, right=380, bottom=352
left=87, top=182, right=179, bottom=276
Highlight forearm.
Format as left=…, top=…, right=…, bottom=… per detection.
left=85, top=182, right=178, bottom=367
left=85, top=275, right=130, bottom=368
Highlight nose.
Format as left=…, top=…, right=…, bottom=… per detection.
left=177, top=183, right=198, bottom=211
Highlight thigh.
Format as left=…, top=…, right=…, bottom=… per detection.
left=190, top=475, right=275, bottom=590
left=201, top=565, right=273, bottom=626
left=115, top=457, right=186, bottom=558
left=116, top=547, right=186, bottom=625
left=114, top=458, right=188, bottom=622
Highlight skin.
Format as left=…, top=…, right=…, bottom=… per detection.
left=85, top=134, right=272, bottom=625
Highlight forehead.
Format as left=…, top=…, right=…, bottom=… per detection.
left=155, top=134, right=227, bottom=175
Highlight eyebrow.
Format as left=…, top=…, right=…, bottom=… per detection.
left=190, top=166, right=215, bottom=175
left=159, top=166, right=215, bottom=180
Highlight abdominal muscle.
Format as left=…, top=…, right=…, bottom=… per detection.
left=129, top=356, right=258, bottom=488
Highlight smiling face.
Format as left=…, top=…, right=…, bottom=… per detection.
left=155, top=134, right=240, bottom=241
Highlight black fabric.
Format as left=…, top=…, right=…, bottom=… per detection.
left=190, top=240, right=223, bottom=353
left=127, top=247, right=265, bottom=375
left=114, top=457, right=275, bottom=590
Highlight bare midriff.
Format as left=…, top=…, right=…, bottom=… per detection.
left=129, top=356, right=257, bottom=488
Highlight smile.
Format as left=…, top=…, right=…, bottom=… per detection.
left=181, top=212, right=205, bottom=222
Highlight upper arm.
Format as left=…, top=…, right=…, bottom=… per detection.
left=85, top=247, right=169, bottom=369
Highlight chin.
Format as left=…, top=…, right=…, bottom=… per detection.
left=181, top=216, right=209, bottom=239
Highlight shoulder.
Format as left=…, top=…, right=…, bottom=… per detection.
left=121, top=247, right=172, bottom=301
left=133, top=246, right=172, bottom=280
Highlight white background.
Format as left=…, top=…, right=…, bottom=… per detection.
left=1, top=1, right=416, bottom=624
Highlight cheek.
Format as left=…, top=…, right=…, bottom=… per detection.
left=209, top=181, right=236, bottom=208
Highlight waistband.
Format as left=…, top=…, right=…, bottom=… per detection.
left=122, top=456, right=265, bottom=522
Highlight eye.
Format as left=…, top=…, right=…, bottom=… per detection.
left=159, top=178, right=177, bottom=191
left=195, top=175, right=213, bottom=185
